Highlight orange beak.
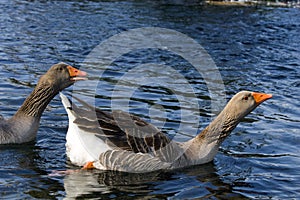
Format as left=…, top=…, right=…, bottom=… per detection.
left=67, top=65, right=87, bottom=81
left=252, top=92, right=272, bottom=104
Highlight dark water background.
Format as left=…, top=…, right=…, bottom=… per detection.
left=0, top=0, right=299, bottom=199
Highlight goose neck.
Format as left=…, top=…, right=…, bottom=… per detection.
left=196, top=108, right=239, bottom=145
left=14, top=83, right=58, bottom=118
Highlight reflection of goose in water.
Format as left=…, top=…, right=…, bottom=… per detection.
left=61, top=91, right=272, bottom=173
left=63, top=163, right=247, bottom=199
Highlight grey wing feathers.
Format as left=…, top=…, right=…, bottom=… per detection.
left=70, top=94, right=174, bottom=155
left=99, top=150, right=171, bottom=173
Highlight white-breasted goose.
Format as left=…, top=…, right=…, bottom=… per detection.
left=60, top=91, right=272, bottom=173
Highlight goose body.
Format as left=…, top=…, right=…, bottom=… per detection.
left=0, top=63, right=87, bottom=144
left=61, top=91, right=272, bottom=173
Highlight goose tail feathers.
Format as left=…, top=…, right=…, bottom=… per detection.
left=59, top=92, right=72, bottom=110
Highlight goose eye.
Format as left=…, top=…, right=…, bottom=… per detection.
left=242, top=96, right=249, bottom=101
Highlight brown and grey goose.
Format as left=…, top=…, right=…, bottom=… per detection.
left=0, top=62, right=87, bottom=144
left=60, top=91, right=272, bottom=173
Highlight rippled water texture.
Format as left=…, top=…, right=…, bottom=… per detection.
left=0, top=1, right=299, bottom=199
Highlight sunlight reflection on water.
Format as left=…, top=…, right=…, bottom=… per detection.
left=0, top=1, right=299, bottom=199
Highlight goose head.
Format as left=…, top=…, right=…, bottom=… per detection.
left=224, top=91, right=272, bottom=122
left=38, top=62, right=87, bottom=91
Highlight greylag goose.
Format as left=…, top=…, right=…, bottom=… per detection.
left=60, top=91, right=272, bottom=173
left=0, top=62, right=87, bottom=144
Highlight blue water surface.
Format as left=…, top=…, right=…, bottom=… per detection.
left=0, top=1, right=299, bottom=199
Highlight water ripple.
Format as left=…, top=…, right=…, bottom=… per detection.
left=0, top=1, right=299, bottom=199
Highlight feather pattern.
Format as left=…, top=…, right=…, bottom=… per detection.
left=0, top=63, right=86, bottom=144
left=61, top=90, right=272, bottom=173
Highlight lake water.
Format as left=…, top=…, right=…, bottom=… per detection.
left=0, top=0, right=299, bottom=199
